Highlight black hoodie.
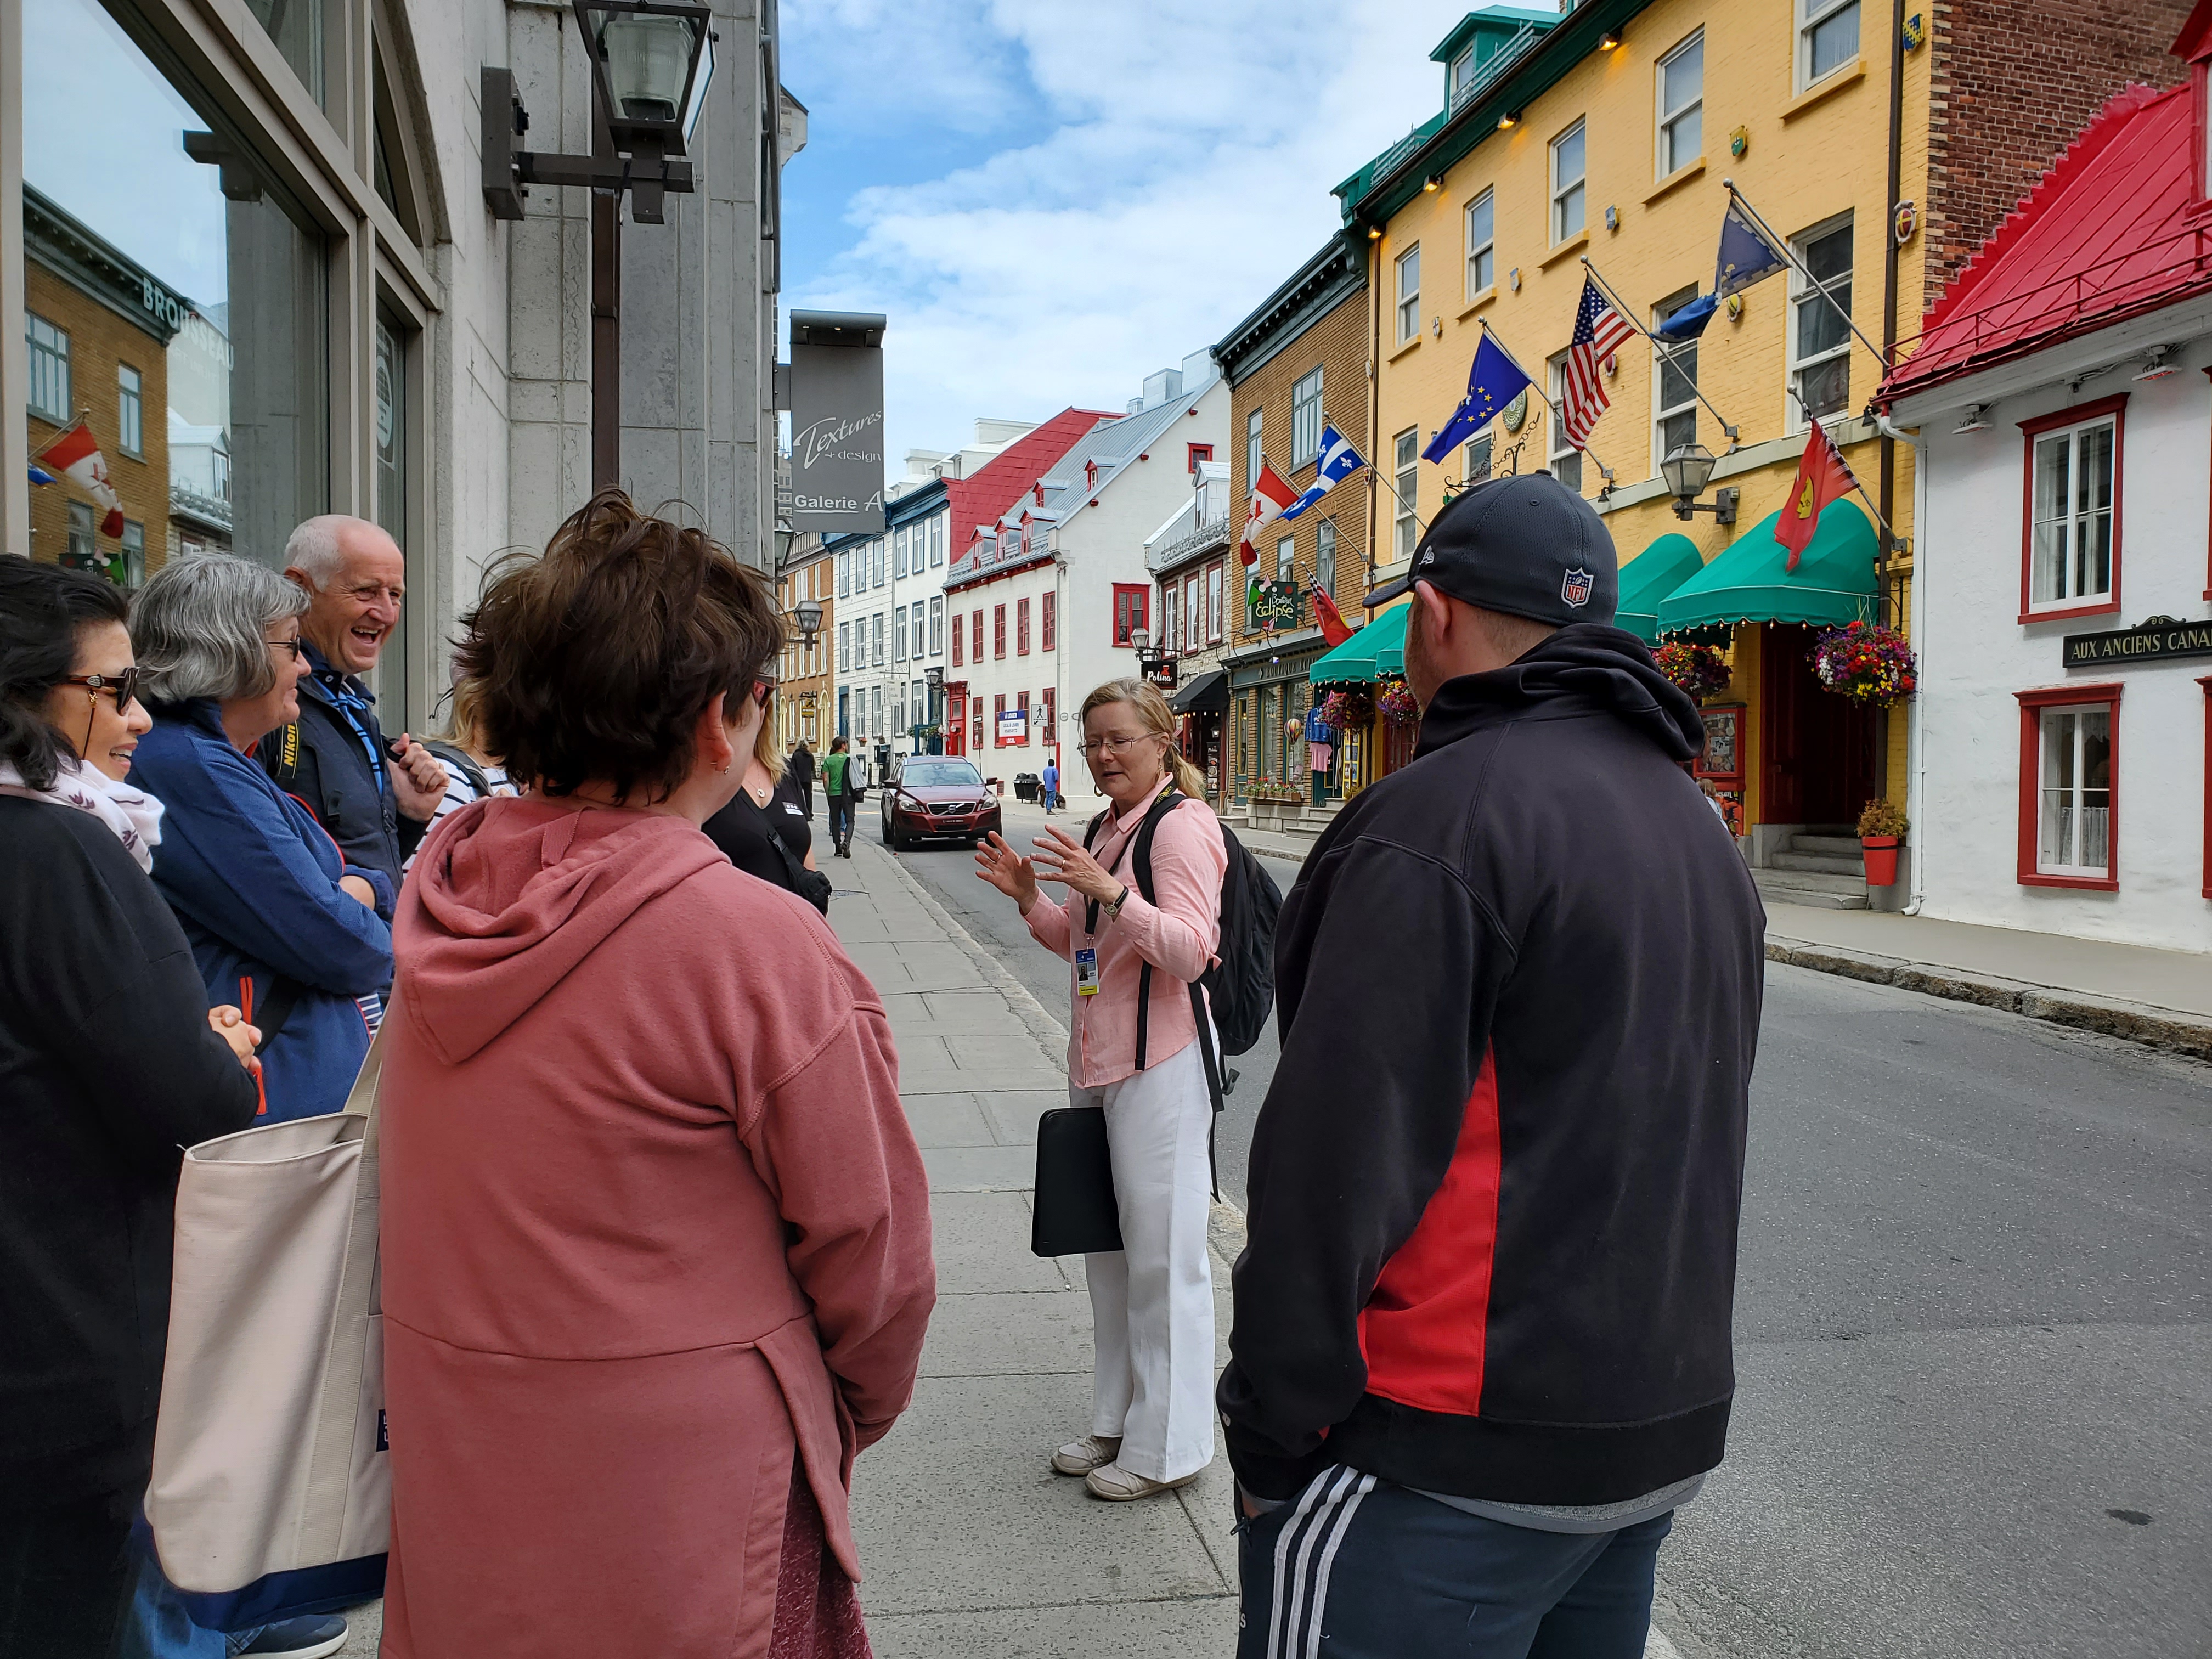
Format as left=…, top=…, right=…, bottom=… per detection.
left=1218, top=623, right=1765, bottom=1505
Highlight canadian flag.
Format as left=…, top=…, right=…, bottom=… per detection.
left=35, top=419, right=127, bottom=539
left=1239, top=463, right=1298, bottom=567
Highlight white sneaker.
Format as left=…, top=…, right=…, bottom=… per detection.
left=1085, top=1461, right=1200, bottom=1502
left=1052, top=1434, right=1122, bottom=1476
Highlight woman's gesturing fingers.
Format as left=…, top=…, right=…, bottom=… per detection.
left=1029, top=831, right=1117, bottom=902
left=973, top=832, right=1039, bottom=904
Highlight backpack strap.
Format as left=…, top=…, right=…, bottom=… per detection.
left=1125, top=789, right=1187, bottom=1073
left=421, top=738, right=492, bottom=802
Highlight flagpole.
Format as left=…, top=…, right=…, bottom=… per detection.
left=1480, top=319, right=1624, bottom=496
left=1781, top=381, right=1908, bottom=553
left=1579, top=257, right=1745, bottom=450
left=1722, top=180, right=1892, bottom=370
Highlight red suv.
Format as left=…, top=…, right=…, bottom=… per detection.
left=880, top=757, right=1003, bottom=850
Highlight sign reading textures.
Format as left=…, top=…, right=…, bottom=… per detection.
left=788, top=311, right=887, bottom=535
left=2063, top=618, right=2212, bottom=669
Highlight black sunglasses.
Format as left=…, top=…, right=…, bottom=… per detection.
left=61, top=669, right=141, bottom=709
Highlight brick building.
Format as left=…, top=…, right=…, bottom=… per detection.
left=23, top=186, right=176, bottom=584
left=1214, top=237, right=1372, bottom=821
left=775, top=533, right=833, bottom=755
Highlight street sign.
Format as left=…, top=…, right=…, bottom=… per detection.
left=788, top=311, right=887, bottom=535
left=2063, top=617, right=2212, bottom=669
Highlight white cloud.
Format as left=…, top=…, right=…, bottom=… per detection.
left=786, top=0, right=1482, bottom=463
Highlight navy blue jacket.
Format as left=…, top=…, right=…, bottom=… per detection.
left=132, top=699, right=395, bottom=1122
left=258, top=645, right=428, bottom=898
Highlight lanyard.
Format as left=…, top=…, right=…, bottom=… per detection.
left=307, top=646, right=387, bottom=793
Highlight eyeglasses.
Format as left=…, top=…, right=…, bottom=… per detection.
left=1077, top=732, right=1161, bottom=758
left=268, top=636, right=307, bottom=661
left=753, top=680, right=777, bottom=707
left=61, top=669, right=140, bottom=709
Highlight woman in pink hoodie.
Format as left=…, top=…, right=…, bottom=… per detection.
left=376, top=491, right=934, bottom=1659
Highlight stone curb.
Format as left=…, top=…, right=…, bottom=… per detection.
left=1765, top=937, right=2212, bottom=1060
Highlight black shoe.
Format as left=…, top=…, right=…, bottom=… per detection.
left=240, top=1616, right=349, bottom=1658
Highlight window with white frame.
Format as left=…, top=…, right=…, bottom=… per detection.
left=1184, top=574, right=1200, bottom=648
left=899, top=524, right=914, bottom=578
left=117, top=364, right=144, bottom=458
left=871, top=685, right=883, bottom=739
left=1464, top=432, right=1494, bottom=486
left=1790, top=217, right=1853, bottom=425
left=872, top=612, right=885, bottom=667
left=1246, top=407, right=1263, bottom=487
left=2029, top=411, right=2117, bottom=610
left=1799, top=0, right=1860, bottom=87
left=1277, top=534, right=1294, bottom=587
left=1550, top=121, right=1586, bottom=243
left=930, top=512, right=946, bottom=566
left=1207, top=562, right=1224, bottom=641
left=1396, top=245, right=1421, bottom=343
left=1547, top=354, right=1583, bottom=493
left=1465, top=189, right=1495, bottom=296
left=1393, top=428, right=1420, bottom=562
left=894, top=607, right=907, bottom=663
left=1291, top=366, right=1324, bottom=465
left=929, top=595, right=944, bottom=654
left=1317, top=518, right=1338, bottom=596
left=65, top=500, right=95, bottom=569
left=25, top=313, right=70, bottom=424
left=1652, top=287, right=1701, bottom=469
left=1164, top=582, right=1181, bottom=652
left=1657, top=32, right=1703, bottom=176
left=837, top=549, right=850, bottom=597
left=1450, top=46, right=1475, bottom=103
left=838, top=619, right=850, bottom=669
left=2036, top=704, right=2112, bottom=877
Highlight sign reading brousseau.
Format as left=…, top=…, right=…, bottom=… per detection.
left=2063, top=617, right=2212, bottom=669
left=788, top=311, right=887, bottom=535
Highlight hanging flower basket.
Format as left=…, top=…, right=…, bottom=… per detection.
left=1317, top=689, right=1374, bottom=730
left=1655, top=640, right=1731, bottom=701
left=1378, top=684, right=1421, bottom=728
left=1814, top=622, right=1917, bottom=707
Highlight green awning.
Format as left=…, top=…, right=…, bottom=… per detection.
left=1308, top=602, right=1410, bottom=684
left=1615, top=532, right=1706, bottom=645
left=1657, top=501, right=1880, bottom=637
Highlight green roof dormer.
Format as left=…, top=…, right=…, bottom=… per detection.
left=1432, top=6, right=1560, bottom=109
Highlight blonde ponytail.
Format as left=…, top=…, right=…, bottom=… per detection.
left=1079, top=677, right=1211, bottom=804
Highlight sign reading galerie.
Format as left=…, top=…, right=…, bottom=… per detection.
left=788, top=311, right=888, bottom=535
left=2062, top=618, right=2212, bottom=669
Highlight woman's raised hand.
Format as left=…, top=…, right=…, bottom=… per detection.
left=974, top=832, right=1041, bottom=913
left=1029, top=825, right=1122, bottom=906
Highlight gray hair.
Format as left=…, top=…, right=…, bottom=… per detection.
left=133, top=554, right=311, bottom=703
left=283, top=514, right=374, bottom=591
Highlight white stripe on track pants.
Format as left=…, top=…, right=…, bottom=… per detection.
left=1075, top=1037, right=1217, bottom=1484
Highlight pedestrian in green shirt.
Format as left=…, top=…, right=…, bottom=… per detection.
left=822, top=736, right=856, bottom=857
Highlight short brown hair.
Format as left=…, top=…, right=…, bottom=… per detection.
left=460, top=490, right=781, bottom=802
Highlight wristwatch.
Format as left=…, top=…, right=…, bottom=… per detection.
left=1103, top=884, right=1130, bottom=922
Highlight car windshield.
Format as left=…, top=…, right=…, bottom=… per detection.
left=899, top=761, right=983, bottom=789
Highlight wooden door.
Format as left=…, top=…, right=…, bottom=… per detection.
left=1759, top=624, right=1878, bottom=826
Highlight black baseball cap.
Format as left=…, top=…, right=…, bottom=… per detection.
left=1366, top=470, right=1617, bottom=627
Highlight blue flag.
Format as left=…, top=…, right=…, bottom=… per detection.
left=1655, top=291, right=1718, bottom=342
left=1714, top=200, right=1788, bottom=299
left=1282, top=424, right=1366, bottom=519
left=1421, top=331, right=1533, bottom=465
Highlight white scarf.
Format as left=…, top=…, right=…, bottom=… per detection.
left=0, top=755, right=165, bottom=872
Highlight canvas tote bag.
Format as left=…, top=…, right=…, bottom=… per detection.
left=142, top=1013, right=393, bottom=1630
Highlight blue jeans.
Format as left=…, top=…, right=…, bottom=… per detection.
left=122, top=1549, right=257, bottom=1659
left=1235, top=1468, right=1673, bottom=1658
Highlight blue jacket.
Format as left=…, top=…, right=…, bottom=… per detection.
left=131, top=699, right=396, bottom=1122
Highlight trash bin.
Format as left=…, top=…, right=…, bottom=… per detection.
left=1014, top=772, right=1039, bottom=803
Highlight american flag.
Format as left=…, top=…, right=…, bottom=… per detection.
left=1560, top=276, right=1637, bottom=451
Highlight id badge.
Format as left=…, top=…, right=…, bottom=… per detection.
left=1075, top=947, right=1101, bottom=996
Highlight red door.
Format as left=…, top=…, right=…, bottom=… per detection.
left=1758, top=624, right=1878, bottom=827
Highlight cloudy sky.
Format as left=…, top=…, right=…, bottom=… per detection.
left=780, top=0, right=1496, bottom=468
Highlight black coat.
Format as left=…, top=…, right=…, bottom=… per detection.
left=0, top=798, right=258, bottom=1502
left=259, top=650, right=427, bottom=896
left=1219, top=625, right=1766, bottom=1505
left=788, top=746, right=816, bottom=788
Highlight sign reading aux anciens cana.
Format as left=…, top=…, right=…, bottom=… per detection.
left=788, top=312, right=887, bottom=536
left=2063, top=618, right=2212, bottom=669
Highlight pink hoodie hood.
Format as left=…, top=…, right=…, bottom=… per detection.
left=396, top=797, right=726, bottom=1064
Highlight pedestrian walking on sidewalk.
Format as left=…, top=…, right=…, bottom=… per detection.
left=376, top=490, right=935, bottom=1659
left=1218, top=474, right=1765, bottom=1658
left=1041, top=755, right=1059, bottom=815
left=790, top=738, right=816, bottom=818
left=823, top=736, right=857, bottom=857
left=974, top=679, right=1226, bottom=1503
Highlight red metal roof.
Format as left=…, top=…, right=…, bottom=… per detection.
left=944, top=408, right=1120, bottom=558
left=1881, top=80, right=2211, bottom=402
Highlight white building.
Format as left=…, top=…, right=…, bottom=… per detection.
left=946, top=354, right=1227, bottom=808
left=1144, top=460, right=1235, bottom=803
left=1881, top=69, right=2210, bottom=953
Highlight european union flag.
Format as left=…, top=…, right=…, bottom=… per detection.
left=1714, top=200, right=1788, bottom=299
left=1421, top=331, right=1532, bottom=465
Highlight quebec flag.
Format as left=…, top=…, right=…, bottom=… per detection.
left=1281, top=425, right=1366, bottom=520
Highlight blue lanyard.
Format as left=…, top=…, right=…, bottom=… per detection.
left=306, top=646, right=387, bottom=793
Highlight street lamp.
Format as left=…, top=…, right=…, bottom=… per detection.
left=792, top=598, right=823, bottom=648
left=1662, top=443, right=1739, bottom=524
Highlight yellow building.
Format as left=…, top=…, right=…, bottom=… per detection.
left=1339, top=1, right=1928, bottom=891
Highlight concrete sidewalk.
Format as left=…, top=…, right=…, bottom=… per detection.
left=828, top=834, right=1244, bottom=1657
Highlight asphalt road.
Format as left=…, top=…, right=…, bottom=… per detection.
left=884, top=800, right=2211, bottom=1659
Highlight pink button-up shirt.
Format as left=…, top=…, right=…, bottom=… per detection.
left=1025, top=778, right=1227, bottom=1088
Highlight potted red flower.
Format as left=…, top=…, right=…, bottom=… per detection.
left=1856, top=798, right=1908, bottom=887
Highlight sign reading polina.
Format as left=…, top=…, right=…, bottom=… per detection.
left=2063, top=617, right=2212, bottom=669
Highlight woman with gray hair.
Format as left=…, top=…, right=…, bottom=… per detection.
left=127, top=552, right=394, bottom=1126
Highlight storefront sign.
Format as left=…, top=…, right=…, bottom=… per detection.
left=788, top=312, right=887, bottom=535
left=1246, top=580, right=1302, bottom=633
left=2063, top=618, right=2212, bottom=669
left=996, top=708, right=1028, bottom=741
left=1140, top=652, right=1178, bottom=690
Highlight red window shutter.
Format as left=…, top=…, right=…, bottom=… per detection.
left=1017, top=597, right=1031, bottom=656
left=995, top=605, right=1007, bottom=659
left=971, top=610, right=982, bottom=662
left=1042, top=591, right=1057, bottom=651
left=1018, top=691, right=1030, bottom=746
left=1042, top=687, right=1056, bottom=746
left=951, top=613, right=963, bottom=667
left=994, top=693, right=1006, bottom=746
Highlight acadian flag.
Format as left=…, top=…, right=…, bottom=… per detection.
left=1778, top=421, right=1859, bottom=571
left=1239, top=462, right=1297, bottom=567
left=34, top=419, right=126, bottom=538
left=1309, top=582, right=1353, bottom=647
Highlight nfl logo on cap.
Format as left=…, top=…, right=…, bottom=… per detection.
left=1561, top=567, right=1594, bottom=608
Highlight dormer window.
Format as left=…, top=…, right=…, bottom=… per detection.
left=1085, top=460, right=1099, bottom=490
left=1034, top=482, right=1045, bottom=506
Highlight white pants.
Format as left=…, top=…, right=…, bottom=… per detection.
left=1075, top=1038, right=1217, bottom=1483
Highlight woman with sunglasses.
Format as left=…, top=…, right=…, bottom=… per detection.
left=0, top=559, right=259, bottom=1657
left=127, top=553, right=395, bottom=1128
left=703, top=675, right=830, bottom=913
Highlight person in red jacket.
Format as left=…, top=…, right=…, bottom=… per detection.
left=1220, top=475, right=1765, bottom=1658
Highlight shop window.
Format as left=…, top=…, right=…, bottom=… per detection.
left=1396, top=244, right=1421, bottom=344
left=1653, top=288, right=1701, bottom=471
left=1393, top=428, right=1419, bottom=562
left=1550, top=121, right=1586, bottom=244
left=1465, top=190, right=1494, bottom=297
left=2016, top=686, right=2119, bottom=890
left=2020, top=396, right=2123, bottom=621
left=1657, top=32, right=1703, bottom=176
left=117, top=365, right=144, bottom=458
left=1042, top=590, right=1057, bottom=651
left=1291, top=367, right=1324, bottom=465
left=994, top=603, right=1007, bottom=658
left=1113, top=584, right=1149, bottom=646
left=1547, top=355, right=1583, bottom=493
left=1799, top=0, right=1860, bottom=88
left=25, top=313, right=70, bottom=423
left=1790, top=217, right=1854, bottom=426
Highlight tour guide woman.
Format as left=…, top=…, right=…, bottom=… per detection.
left=974, top=678, right=1226, bottom=1501
left=376, top=490, right=934, bottom=1658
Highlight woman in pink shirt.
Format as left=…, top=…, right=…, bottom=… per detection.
left=975, top=679, right=1226, bottom=1502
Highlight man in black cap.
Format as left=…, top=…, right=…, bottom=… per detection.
left=1219, top=473, right=1765, bottom=1658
